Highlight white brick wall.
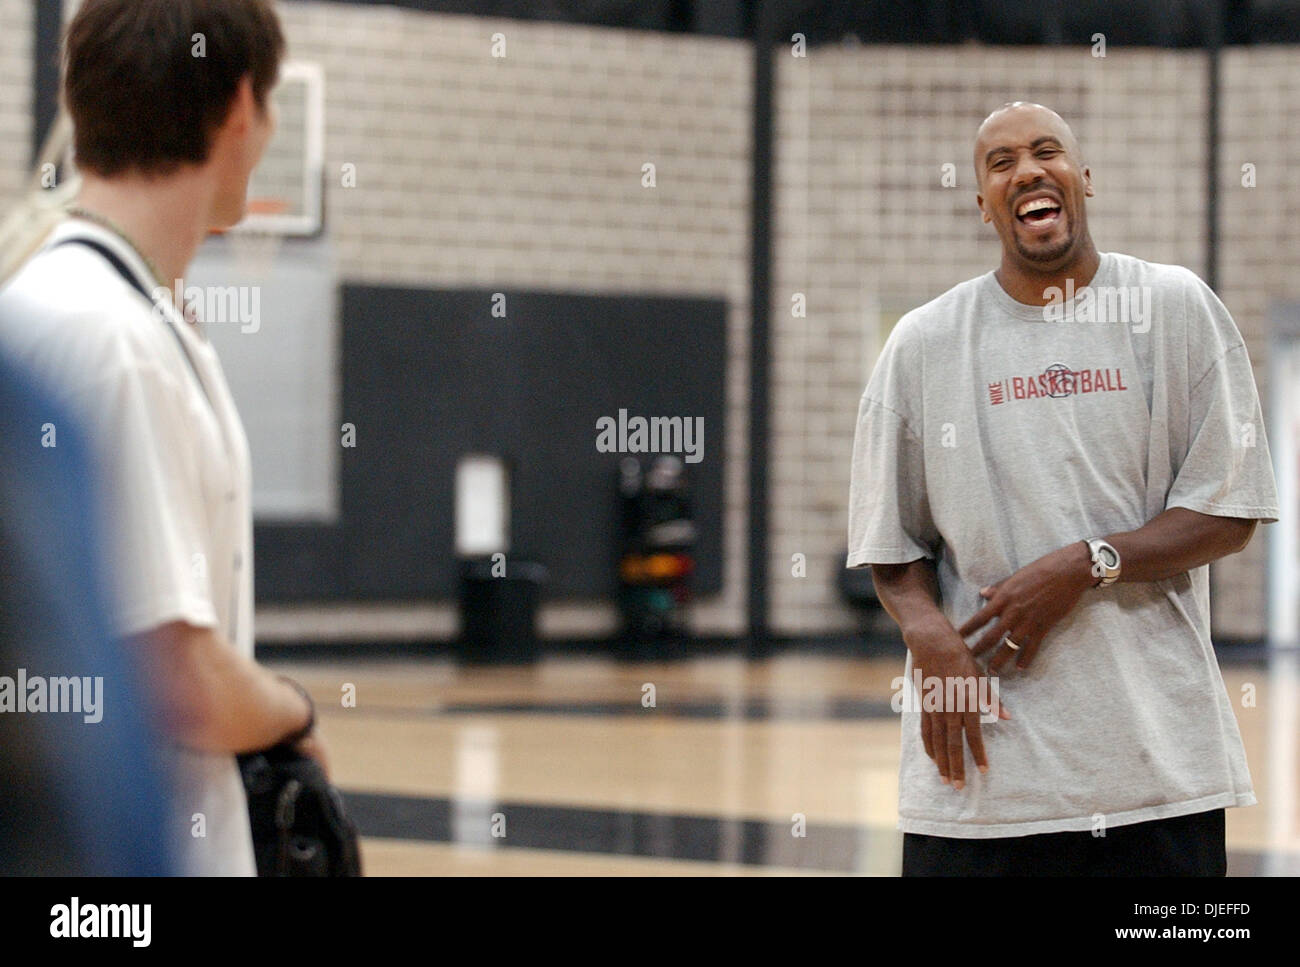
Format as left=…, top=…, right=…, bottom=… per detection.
left=0, top=0, right=32, bottom=210
left=1218, top=47, right=1300, bottom=639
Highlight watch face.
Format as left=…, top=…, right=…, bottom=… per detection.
left=1099, top=546, right=1119, bottom=568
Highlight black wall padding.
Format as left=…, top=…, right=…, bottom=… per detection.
left=255, top=287, right=727, bottom=602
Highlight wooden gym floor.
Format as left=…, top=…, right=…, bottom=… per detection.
left=266, top=651, right=1300, bottom=876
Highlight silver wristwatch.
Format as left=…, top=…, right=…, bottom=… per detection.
left=1084, top=538, right=1121, bottom=587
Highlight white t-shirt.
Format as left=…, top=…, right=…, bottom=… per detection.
left=848, top=251, right=1279, bottom=838
left=0, top=218, right=256, bottom=875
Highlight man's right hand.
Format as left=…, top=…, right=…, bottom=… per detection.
left=868, top=559, right=1011, bottom=790
left=905, top=615, right=1010, bottom=790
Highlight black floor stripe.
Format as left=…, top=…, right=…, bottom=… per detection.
left=343, top=791, right=885, bottom=872
left=439, top=697, right=900, bottom=719
left=337, top=696, right=900, bottom=721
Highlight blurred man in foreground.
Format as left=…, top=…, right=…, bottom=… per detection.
left=0, top=0, right=325, bottom=875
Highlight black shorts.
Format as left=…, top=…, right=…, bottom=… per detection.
left=902, top=808, right=1226, bottom=876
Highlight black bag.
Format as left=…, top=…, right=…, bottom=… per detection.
left=237, top=744, right=362, bottom=877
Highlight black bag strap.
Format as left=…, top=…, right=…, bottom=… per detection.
left=55, top=236, right=151, bottom=301
left=53, top=236, right=212, bottom=406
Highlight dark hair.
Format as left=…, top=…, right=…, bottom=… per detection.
left=64, top=0, right=285, bottom=177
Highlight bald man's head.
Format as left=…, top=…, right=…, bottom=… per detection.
left=973, top=101, right=1095, bottom=269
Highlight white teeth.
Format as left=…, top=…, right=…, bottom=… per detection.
left=1018, top=197, right=1060, bottom=217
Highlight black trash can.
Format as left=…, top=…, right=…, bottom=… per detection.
left=458, top=558, right=547, bottom=664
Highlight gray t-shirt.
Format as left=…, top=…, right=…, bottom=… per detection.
left=848, top=251, right=1279, bottom=838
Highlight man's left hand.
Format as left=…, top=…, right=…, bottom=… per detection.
left=958, top=542, right=1096, bottom=671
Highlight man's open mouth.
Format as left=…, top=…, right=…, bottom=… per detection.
left=1015, top=195, right=1063, bottom=228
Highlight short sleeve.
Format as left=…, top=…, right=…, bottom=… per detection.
left=1165, top=277, right=1280, bottom=523
left=847, top=395, right=939, bottom=567
left=72, top=362, right=219, bottom=637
